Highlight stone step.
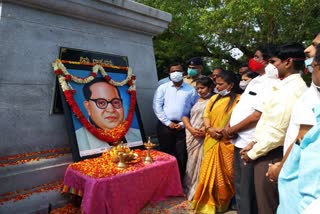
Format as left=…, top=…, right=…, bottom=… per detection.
left=0, top=154, right=72, bottom=195
left=0, top=186, right=68, bottom=214
left=0, top=151, right=73, bottom=213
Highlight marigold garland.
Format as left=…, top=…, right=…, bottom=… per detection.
left=52, top=59, right=137, bottom=145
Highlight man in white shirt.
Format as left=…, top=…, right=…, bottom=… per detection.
left=283, top=32, right=320, bottom=154
left=276, top=44, right=320, bottom=214
left=240, top=42, right=307, bottom=214
left=266, top=32, right=320, bottom=181
left=224, top=44, right=277, bottom=214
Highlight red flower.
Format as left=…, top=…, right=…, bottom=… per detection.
left=54, top=69, right=63, bottom=75
left=104, top=76, right=111, bottom=82
left=64, top=75, right=72, bottom=81
left=91, top=72, right=97, bottom=77
left=127, top=80, right=133, bottom=86
left=131, top=75, right=136, bottom=80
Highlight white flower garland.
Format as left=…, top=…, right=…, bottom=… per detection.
left=52, top=59, right=134, bottom=87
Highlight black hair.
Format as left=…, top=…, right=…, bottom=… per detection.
left=313, top=32, right=320, bottom=39
left=315, top=44, right=320, bottom=64
left=257, top=44, right=278, bottom=61
left=211, top=70, right=239, bottom=112
left=196, top=76, right=214, bottom=88
left=243, top=70, right=259, bottom=79
left=167, top=62, right=183, bottom=73
left=83, top=78, right=121, bottom=101
left=211, top=67, right=225, bottom=73
left=240, top=69, right=249, bottom=76
left=275, top=42, right=305, bottom=71
left=240, top=63, right=248, bottom=68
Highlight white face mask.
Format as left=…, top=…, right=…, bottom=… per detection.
left=265, top=63, right=279, bottom=79
left=170, top=71, right=183, bottom=82
left=217, top=88, right=230, bottom=96
left=305, top=57, right=314, bottom=73
left=239, top=80, right=249, bottom=90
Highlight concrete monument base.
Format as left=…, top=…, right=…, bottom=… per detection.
left=0, top=0, right=171, bottom=212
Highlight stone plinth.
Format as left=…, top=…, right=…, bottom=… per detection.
left=0, top=0, right=171, bottom=212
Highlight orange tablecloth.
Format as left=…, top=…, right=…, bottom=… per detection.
left=62, top=150, right=184, bottom=214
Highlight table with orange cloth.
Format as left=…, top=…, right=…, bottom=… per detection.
left=62, top=149, right=184, bottom=214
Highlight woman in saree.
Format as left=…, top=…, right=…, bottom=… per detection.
left=192, top=69, right=240, bottom=213
left=182, top=77, right=214, bottom=201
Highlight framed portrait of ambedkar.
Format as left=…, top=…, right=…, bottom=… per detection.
left=53, top=48, right=146, bottom=161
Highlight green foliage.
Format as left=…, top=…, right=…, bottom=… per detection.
left=137, top=0, right=320, bottom=78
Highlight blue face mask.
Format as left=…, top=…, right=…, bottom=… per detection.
left=305, top=57, right=314, bottom=73
left=187, top=68, right=198, bottom=76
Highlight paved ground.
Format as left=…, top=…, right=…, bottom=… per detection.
left=140, top=196, right=237, bottom=213
left=50, top=196, right=238, bottom=213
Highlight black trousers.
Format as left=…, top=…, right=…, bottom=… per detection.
left=254, top=146, right=283, bottom=214
left=157, top=121, right=187, bottom=181
left=234, top=147, right=257, bottom=214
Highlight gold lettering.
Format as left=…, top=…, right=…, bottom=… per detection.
left=92, top=59, right=104, bottom=64
left=80, top=57, right=90, bottom=63
left=102, top=60, right=113, bottom=65
left=92, top=59, right=113, bottom=66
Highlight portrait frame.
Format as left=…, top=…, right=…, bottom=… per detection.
left=56, top=47, right=146, bottom=161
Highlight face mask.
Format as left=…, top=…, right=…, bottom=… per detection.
left=248, top=58, right=265, bottom=72
left=213, top=88, right=219, bottom=94
left=305, top=57, right=314, bottom=73
left=217, top=89, right=230, bottom=96
left=239, top=80, right=249, bottom=90
left=265, top=63, right=279, bottom=79
left=170, top=71, right=183, bottom=83
left=187, top=68, right=198, bottom=76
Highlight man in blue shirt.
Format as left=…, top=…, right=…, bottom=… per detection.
left=153, top=62, right=198, bottom=180
left=158, top=76, right=170, bottom=85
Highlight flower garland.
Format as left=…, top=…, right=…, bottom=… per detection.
left=52, top=59, right=137, bottom=145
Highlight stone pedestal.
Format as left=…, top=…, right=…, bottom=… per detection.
left=0, top=0, right=171, bottom=212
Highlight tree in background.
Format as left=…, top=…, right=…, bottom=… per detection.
left=137, top=0, right=320, bottom=79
